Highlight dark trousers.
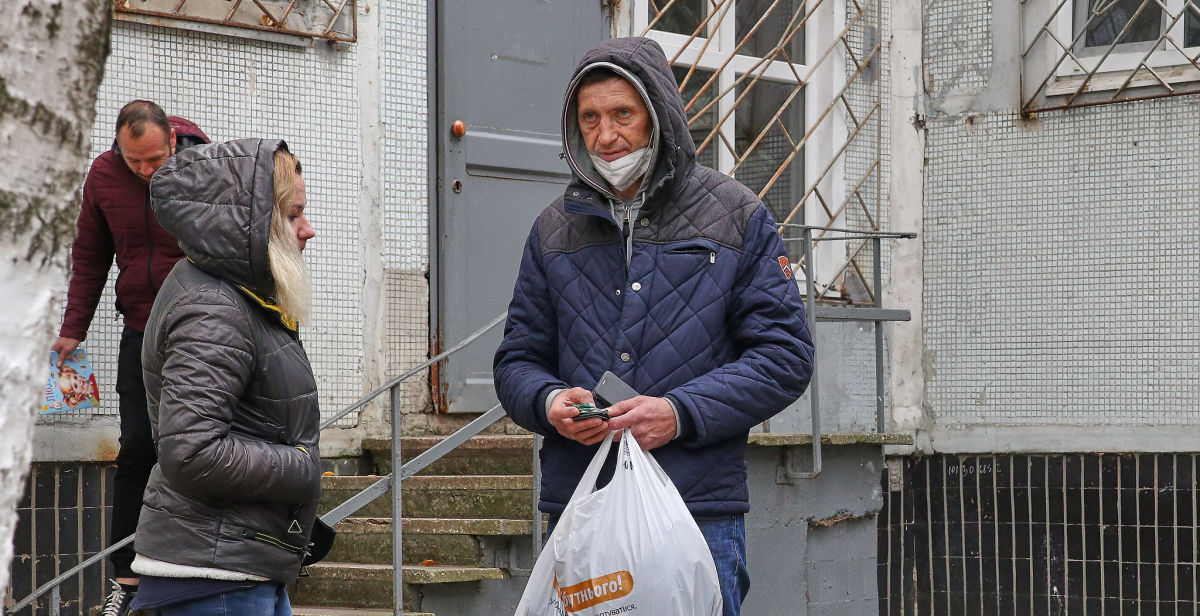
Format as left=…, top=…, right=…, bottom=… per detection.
left=110, top=326, right=157, bottom=578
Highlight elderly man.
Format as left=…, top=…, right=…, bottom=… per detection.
left=51, top=100, right=208, bottom=616
left=494, top=37, right=814, bottom=616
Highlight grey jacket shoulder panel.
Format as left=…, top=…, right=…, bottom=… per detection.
left=540, top=166, right=763, bottom=255
left=647, top=165, right=763, bottom=250
left=150, top=138, right=284, bottom=298
left=537, top=197, right=619, bottom=255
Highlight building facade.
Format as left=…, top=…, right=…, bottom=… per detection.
left=11, top=0, right=1199, bottom=614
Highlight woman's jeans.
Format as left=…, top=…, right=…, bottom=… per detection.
left=146, top=583, right=291, bottom=616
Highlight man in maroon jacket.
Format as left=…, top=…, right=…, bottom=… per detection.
left=50, top=100, right=208, bottom=614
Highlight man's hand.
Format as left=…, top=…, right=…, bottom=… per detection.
left=548, top=388, right=610, bottom=446
left=51, top=337, right=81, bottom=367
left=606, top=396, right=677, bottom=451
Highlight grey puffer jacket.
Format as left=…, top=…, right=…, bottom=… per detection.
left=136, top=138, right=321, bottom=583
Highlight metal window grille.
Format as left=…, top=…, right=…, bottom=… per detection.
left=638, top=0, right=885, bottom=304
left=1022, top=0, right=1200, bottom=114
left=114, top=0, right=357, bottom=43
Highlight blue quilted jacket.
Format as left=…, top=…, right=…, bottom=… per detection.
left=494, top=37, right=815, bottom=517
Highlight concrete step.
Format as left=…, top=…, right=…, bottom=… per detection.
left=320, top=475, right=534, bottom=519
left=328, top=517, right=533, bottom=566
left=291, top=563, right=504, bottom=609
left=365, top=435, right=535, bottom=476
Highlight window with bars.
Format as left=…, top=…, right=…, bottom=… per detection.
left=638, top=0, right=809, bottom=228
left=630, top=0, right=885, bottom=303
left=1023, top=0, right=1200, bottom=112
left=113, top=0, right=356, bottom=44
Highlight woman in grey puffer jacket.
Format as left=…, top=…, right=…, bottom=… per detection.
left=129, top=139, right=319, bottom=615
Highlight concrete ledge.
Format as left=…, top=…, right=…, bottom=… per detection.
left=32, top=417, right=120, bottom=462
left=404, top=565, right=505, bottom=585
left=402, top=518, right=533, bottom=536
left=919, top=425, right=1200, bottom=453
left=748, top=432, right=914, bottom=447
left=404, top=475, right=533, bottom=490
left=335, top=517, right=533, bottom=536
left=304, top=562, right=504, bottom=585
left=365, top=435, right=535, bottom=452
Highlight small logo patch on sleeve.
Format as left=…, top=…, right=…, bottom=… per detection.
left=778, top=256, right=793, bottom=280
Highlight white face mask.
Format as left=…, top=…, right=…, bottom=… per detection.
left=589, top=148, right=653, bottom=193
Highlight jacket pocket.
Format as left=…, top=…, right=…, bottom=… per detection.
left=665, top=243, right=718, bottom=264
left=240, top=526, right=306, bottom=555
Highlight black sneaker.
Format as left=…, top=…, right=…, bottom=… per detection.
left=100, top=579, right=135, bottom=616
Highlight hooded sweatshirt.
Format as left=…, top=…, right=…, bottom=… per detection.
left=494, top=37, right=815, bottom=517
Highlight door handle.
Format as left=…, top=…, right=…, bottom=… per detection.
left=451, top=120, right=466, bottom=138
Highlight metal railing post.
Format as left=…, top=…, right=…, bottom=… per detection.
left=50, top=585, right=60, bottom=616
left=390, top=384, right=404, bottom=614
left=804, top=226, right=822, bottom=477
left=873, top=235, right=885, bottom=433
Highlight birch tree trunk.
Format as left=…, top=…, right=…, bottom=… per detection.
left=0, top=0, right=111, bottom=592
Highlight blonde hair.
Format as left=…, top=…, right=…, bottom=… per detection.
left=268, top=147, right=311, bottom=324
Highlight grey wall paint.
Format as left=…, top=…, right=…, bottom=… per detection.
left=768, top=321, right=888, bottom=435
left=744, top=444, right=885, bottom=615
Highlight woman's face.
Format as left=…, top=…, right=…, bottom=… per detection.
left=288, top=174, right=315, bottom=251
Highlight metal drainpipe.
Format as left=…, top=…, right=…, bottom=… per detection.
left=391, top=384, right=404, bottom=613
left=873, top=235, right=885, bottom=433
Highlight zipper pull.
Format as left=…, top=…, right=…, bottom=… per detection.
left=709, top=251, right=716, bottom=264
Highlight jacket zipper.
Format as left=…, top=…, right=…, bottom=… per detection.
left=246, top=529, right=306, bottom=555
left=621, top=206, right=633, bottom=281
left=144, top=191, right=154, bottom=292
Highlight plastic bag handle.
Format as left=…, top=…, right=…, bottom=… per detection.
left=566, top=429, right=620, bottom=503
left=620, top=429, right=659, bottom=478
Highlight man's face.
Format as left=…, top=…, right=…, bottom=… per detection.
left=117, top=124, right=176, bottom=183
left=289, top=174, right=315, bottom=252
left=576, top=77, right=652, bottom=162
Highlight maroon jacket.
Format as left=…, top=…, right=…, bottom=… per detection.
left=60, top=117, right=210, bottom=339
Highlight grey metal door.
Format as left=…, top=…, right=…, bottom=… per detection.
left=435, top=1, right=604, bottom=412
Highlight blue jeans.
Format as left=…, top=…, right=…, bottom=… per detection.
left=146, top=583, right=292, bottom=616
left=696, top=515, right=750, bottom=616
left=545, top=513, right=749, bottom=616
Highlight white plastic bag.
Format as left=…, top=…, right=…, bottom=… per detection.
left=515, top=429, right=722, bottom=616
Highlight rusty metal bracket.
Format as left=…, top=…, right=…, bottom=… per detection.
left=777, top=444, right=816, bottom=484
left=114, top=0, right=357, bottom=43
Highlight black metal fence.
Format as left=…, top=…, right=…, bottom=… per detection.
left=879, top=453, right=1199, bottom=615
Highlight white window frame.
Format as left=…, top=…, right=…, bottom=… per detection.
left=625, top=0, right=849, bottom=290
left=1049, top=0, right=1200, bottom=84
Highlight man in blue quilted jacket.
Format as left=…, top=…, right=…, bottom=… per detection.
left=493, top=37, right=815, bottom=616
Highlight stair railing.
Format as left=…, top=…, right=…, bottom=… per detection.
left=11, top=313, right=517, bottom=616
left=14, top=227, right=914, bottom=614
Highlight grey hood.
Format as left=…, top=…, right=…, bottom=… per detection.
left=150, top=138, right=286, bottom=299
left=561, top=37, right=697, bottom=208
